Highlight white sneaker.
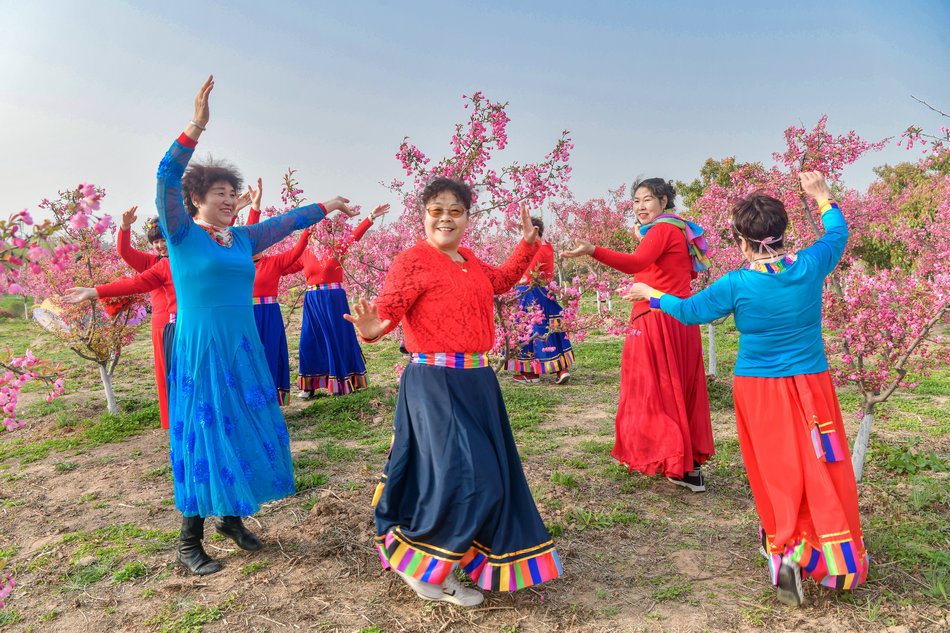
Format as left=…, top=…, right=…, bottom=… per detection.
left=296, top=390, right=313, bottom=399
left=440, top=571, right=485, bottom=606
left=394, top=569, right=484, bottom=607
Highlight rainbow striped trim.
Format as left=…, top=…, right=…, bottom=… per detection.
left=748, top=253, right=798, bottom=274
left=762, top=528, right=868, bottom=590
left=461, top=540, right=562, bottom=591
left=298, top=371, right=368, bottom=394
left=810, top=419, right=844, bottom=463
left=410, top=352, right=489, bottom=369
left=648, top=289, right=665, bottom=311
left=252, top=296, right=279, bottom=305
left=507, top=349, right=574, bottom=374
left=307, top=283, right=343, bottom=291
left=375, top=529, right=562, bottom=591
left=168, top=313, right=177, bottom=323
left=276, top=388, right=288, bottom=406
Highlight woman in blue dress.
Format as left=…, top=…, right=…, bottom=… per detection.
left=157, top=76, right=355, bottom=575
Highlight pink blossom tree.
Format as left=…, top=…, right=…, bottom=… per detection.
left=1, top=183, right=112, bottom=427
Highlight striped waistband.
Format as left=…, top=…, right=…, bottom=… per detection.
left=252, top=296, right=279, bottom=304
left=307, top=283, right=343, bottom=291
left=168, top=313, right=177, bottom=323
left=410, top=352, right=489, bottom=368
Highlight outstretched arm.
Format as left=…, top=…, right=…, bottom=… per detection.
left=273, top=229, right=313, bottom=272
left=239, top=197, right=356, bottom=255
left=116, top=206, right=158, bottom=272
left=156, top=76, right=213, bottom=248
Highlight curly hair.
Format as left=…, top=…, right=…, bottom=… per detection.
left=181, top=161, right=243, bottom=217
left=420, top=177, right=473, bottom=212
left=730, top=192, right=788, bottom=251
left=631, top=177, right=677, bottom=210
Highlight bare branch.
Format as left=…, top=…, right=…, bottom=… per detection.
left=911, top=95, right=950, bottom=119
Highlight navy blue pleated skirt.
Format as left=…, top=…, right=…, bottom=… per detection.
left=373, top=362, right=562, bottom=590
left=298, top=286, right=367, bottom=394
left=253, top=302, right=289, bottom=405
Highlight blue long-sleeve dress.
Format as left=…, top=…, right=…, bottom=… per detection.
left=156, top=133, right=327, bottom=517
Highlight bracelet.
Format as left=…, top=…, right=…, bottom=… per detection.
left=189, top=120, right=207, bottom=131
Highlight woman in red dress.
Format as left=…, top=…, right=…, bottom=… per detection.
left=561, top=178, right=714, bottom=491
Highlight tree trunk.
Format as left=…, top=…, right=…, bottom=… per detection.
left=706, top=323, right=717, bottom=377
left=22, top=296, right=29, bottom=320
left=99, top=362, right=118, bottom=415
left=851, top=407, right=874, bottom=483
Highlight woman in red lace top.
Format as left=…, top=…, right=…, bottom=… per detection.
left=346, top=178, right=562, bottom=607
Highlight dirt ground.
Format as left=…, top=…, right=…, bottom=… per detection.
left=0, top=325, right=948, bottom=633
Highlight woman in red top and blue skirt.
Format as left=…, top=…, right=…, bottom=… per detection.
left=561, top=178, right=714, bottom=492
left=508, top=217, right=574, bottom=385
left=626, top=172, right=868, bottom=607
left=346, top=178, right=562, bottom=606
left=293, top=204, right=389, bottom=397
left=244, top=188, right=313, bottom=406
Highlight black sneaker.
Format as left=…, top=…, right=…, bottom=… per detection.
left=776, top=555, right=804, bottom=607
left=667, top=468, right=706, bottom=493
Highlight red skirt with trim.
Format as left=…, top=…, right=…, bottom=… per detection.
left=611, top=311, right=713, bottom=477
left=150, top=309, right=170, bottom=429
left=734, top=372, right=868, bottom=589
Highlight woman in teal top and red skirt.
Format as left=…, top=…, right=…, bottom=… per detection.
left=626, top=171, right=868, bottom=607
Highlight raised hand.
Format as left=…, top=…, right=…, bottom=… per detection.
left=799, top=171, right=832, bottom=202
left=62, top=287, right=97, bottom=304
left=519, top=203, right=539, bottom=244
left=369, top=203, right=391, bottom=221
left=120, top=206, right=138, bottom=231
left=321, top=196, right=356, bottom=217
left=187, top=75, right=213, bottom=139
left=622, top=282, right=654, bottom=302
left=559, top=239, right=595, bottom=259
left=342, top=297, right=391, bottom=341
left=236, top=178, right=263, bottom=212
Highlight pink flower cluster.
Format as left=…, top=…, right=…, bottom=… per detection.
left=1, top=350, right=65, bottom=430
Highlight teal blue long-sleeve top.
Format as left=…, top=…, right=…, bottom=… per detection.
left=653, top=201, right=847, bottom=377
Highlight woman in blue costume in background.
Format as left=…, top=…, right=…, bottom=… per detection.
left=157, top=76, right=356, bottom=575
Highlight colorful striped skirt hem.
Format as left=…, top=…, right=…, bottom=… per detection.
left=762, top=526, right=869, bottom=590
left=298, top=371, right=368, bottom=394
left=507, top=348, right=574, bottom=374
left=410, top=352, right=489, bottom=369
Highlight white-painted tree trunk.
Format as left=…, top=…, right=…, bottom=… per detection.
left=99, top=363, right=118, bottom=415
left=706, top=323, right=717, bottom=376
left=851, top=410, right=874, bottom=483
left=23, top=296, right=29, bottom=320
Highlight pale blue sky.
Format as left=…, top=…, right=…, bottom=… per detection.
left=2, top=0, right=948, bottom=226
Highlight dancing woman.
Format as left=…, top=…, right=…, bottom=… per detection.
left=625, top=172, right=868, bottom=606
left=508, top=216, right=574, bottom=384
left=151, top=76, right=354, bottom=575
left=243, top=180, right=313, bottom=405
left=346, top=178, right=562, bottom=606
left=293, top=203, right=389, bottom=397
left=561, top=178, right=714, bottom=491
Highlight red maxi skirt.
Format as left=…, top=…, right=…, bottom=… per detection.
left=734, top=371, right=868, bottom=589
left=149, top=308, right=171, bottom=429
left=612, top=310, right=714, bottom=477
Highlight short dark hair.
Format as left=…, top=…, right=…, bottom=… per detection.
left=731, top=192, right=788, bottom=251
left=181, top=161, right=243, bottom=218
left=530, top=216, right=544, bottom=238
left=420, top=177, right=473, bottom=211
left=145, top=217, right=164, bottom=243
left=632, top=178, right=676, bottom=210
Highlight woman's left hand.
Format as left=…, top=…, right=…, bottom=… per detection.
left=369, top=203, right=390, bottom=221
left=622, top=282, right=654, bottom=302
left=321, top=196, right=356, bottom=217
left=520, top=203, right=538, bottom=244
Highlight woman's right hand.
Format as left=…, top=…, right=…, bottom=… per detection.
left=343, top=298, right=391, bottom=341
left=120, top=206, right=138, bottom=231
left=62, top=287, right=97, bottom=304
left=800, top=171, right=831, bottom=202
left=559, top=239, right=595, bottom=259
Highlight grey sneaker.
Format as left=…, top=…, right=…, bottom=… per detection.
left=667, top=468, right=706, bottom=493
left=296, top=390, right=313, bottom=399
left=440, top=571, right=484, bottom=606
left=776, top=555, right=804, bottom=607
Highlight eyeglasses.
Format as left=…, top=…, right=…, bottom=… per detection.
left=426, top=206, right=467, bottom=218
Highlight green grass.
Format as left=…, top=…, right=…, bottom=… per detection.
left=112, top=561, right=149, bottom=583
left=145, top=596, right=235, bottom=633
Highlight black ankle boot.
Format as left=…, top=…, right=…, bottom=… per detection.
left=215, top=516, right=263, bottom=551
left=177, top=515, right=224, bottom=575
